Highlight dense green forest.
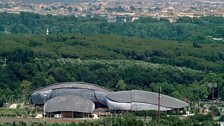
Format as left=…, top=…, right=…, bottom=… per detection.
left=1, top=34, right=224, bottom=106
left=0, top=12, right=224, bottom=42
left=0, top=12, right=224, bottom=126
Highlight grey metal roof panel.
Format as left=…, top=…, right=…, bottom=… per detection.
left=44, top=95, right=95, bottom=113
left=107, top=90, right=188, bottom=108
left=33, top=82, right=112, bottom=93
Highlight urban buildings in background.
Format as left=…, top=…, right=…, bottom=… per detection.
left=0, top=0, right=224, bottom=22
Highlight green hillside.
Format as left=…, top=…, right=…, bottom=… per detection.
left=1, top=34, right=224, bottom=106
left=1, top=34, right=224, bottom=72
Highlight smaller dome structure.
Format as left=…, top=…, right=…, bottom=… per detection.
left=44, top=95, right=95, bottom=118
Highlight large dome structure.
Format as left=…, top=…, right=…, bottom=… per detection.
left=106, top=90, right=189, bottom=111
left=31, top=82, right=112, bottom=105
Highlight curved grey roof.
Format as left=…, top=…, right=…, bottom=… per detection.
left=44, top=95, right=95, bottom=113
left=34, top=82, right=112, bottom=93
left=107, top=90, right=188, bottom=109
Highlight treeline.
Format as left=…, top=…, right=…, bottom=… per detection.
left=1, top=34, right=224, bottom=105
left=0, top=12, right=224, bottom=42
left=1, top=34, right=224, bottom=72
left=0, top=58, right=207, bottom=104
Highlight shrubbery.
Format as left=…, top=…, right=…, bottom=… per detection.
left=0, top=114, right=219, bottom=126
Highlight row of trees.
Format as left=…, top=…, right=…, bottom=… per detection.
left=0, top=12, right=224, bottom=42
left=1, top=34, right=224, bottom=72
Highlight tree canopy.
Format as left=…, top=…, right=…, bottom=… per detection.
left=0, top=12, right=224, bottom=43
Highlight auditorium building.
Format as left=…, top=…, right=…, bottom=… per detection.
left=31, top=82, right=188, bottom=118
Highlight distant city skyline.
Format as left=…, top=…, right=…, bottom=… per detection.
left=0, top=0, right=223, bottom=22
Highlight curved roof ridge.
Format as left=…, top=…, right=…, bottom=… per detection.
left=131, top=90, right=187, bottom=104
left=32, top=81, right=112, bottom=94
